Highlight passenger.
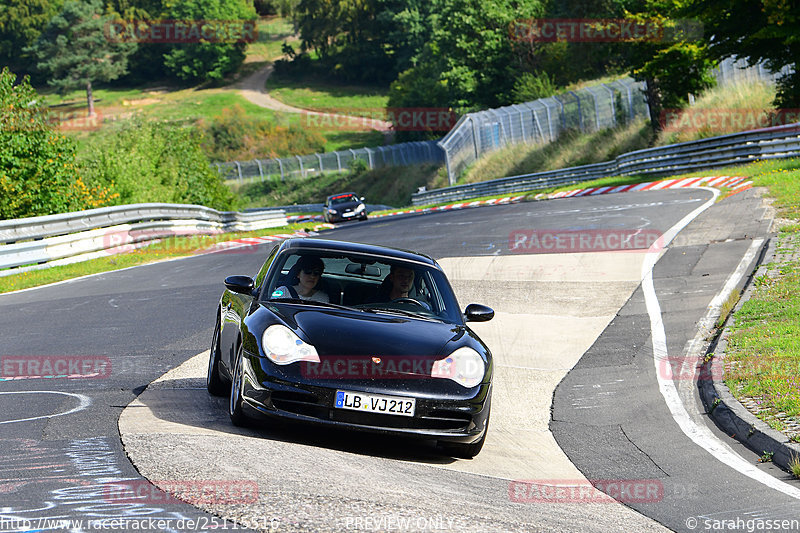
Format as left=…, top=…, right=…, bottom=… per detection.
left=274, top=256, right=330, bottom=302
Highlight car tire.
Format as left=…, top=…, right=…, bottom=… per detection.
left=228, top=344, right=248, bottom=426
left=438, top=407, right=490, bottom=458
left=207, top=319, right=227, bottom=396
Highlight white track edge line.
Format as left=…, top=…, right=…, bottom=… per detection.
left=641, top=187, right=800, bottom=499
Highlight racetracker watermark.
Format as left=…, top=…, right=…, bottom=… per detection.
left=101, top=229, right=259, bottom=255
left=104, top=19, right=257, bottom=43
left=0, top=356, right=111, bottom=380
left=509, top=479, right=664, bottom=503
left=1, top=110, right=103, bottom=132
left=53, top=110, right=104, bottom=131
left=300, top=355, right=480, bottom=381
left=661, top=355, right=800, bottom=382
left=301, top=108, right=459, bottom=132
left=509, top=18, right=703, bottom=43
left=103, top=479, right=259, bottom=505
left=509, top=229, right=664, bottom=254
left=661, top=109, right=800, bottom=132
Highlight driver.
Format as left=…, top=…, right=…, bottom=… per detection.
left=370, top=265, right=429, bottom=309
left=386, top=265, right=415, bottom=300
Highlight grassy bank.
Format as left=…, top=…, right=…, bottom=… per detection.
left=266, top=71, right=390, bottom=118
left=458, top=118, right=652, bottom=185
left=460, top=79, right=777, bottom=185
left=234, top=164, right=445, bottom=209
left=723, top=228, right=800, bottom=438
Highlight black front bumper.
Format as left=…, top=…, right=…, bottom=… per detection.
left=239, top=351, right=491, bottom=444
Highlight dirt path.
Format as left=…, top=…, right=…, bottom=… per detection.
left=237, top=63, right=393, bottom=134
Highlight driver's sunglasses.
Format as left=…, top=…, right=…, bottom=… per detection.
left=302, top=269, right=323, bottom=276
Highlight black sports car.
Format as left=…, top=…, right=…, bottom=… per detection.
left=322, top=192, right=368, bottom=223
left=207, top=238, right=495, bottom=457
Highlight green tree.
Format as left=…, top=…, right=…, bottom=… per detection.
left=389, top=0, right=545, bottom=110
left=160, top=0, right=256, bottom=83
left=293, top=0, right=434, bottom=83
left=26, top=0, right=136, bottom=116
left=625, top=2, right=716, bottom=133
left=685, top=0, right=800, bottom=108
left=0, top=67, right=110, bottom=219
left=0, top=0, right=64, bottom=75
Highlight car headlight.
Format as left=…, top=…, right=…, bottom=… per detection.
left=355, top=204, right=365, bottom=213
left=328, top=209, right=338, bottom=214
left=431, top=347, right=485, bottom=388
left=262, top=325, right=320, bottom=365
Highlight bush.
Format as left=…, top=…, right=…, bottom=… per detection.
left=512, top=72, right=557, bottom=103
left=0, top=67, right=116, bottom=220
left=78, top=118, right=237, bottom=210
left=197, top=104, right=326, bottom=162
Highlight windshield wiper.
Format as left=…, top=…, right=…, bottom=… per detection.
left=359, top=306, right=443, bottom=321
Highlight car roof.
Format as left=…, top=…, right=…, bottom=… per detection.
left=278, top=238, right=438, bottom=267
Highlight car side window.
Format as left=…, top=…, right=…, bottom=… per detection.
left=254, top=245, right=279, bottom=291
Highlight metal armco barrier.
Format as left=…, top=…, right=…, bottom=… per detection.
left=0, top=204, right=287, bottom=276
left=411, top=122, right=800, bottom=206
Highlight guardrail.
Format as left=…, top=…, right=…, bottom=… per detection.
left=0, top=204, right=287, bottom=277
left=412, top=122, right=800, bottom=205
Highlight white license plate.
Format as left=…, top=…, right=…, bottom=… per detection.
left=343, top=212, right=355, bottom=217
left=335, top=390, right=415, bottom=417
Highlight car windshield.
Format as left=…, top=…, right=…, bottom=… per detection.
left=262, top=250, right=462, bottom=323
left=329, top=194, right=358, bottom=205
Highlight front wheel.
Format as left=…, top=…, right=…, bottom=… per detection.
left=207, top=320, right=227, bottom=396
left=228, top=345, right=248, bottom=426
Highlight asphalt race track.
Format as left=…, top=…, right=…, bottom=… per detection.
left=2, top=187, right=798, bottom=532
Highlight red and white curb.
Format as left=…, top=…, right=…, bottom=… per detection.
left=287, top=214, right=324, bottom=223
left=373, top=196, right=526, bottom=219
left=255, top=176, right=753, bottom=240
left=201, top=230, right=320, bottom=253
left=285, top=197, right=527, bottom=227
left=537, top=176, right=753, bottom=200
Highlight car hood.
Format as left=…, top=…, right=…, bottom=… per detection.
left=265, top=303, right=463, bottom=358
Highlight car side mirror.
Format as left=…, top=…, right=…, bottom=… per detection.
left=464, top=303, right=494, bottom=322
left=224, top=275, right=255, bottom=295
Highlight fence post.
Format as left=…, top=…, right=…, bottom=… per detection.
left=601, top=84, right=617, bottom=128
left=316, top=153, right=323, bottom=173
left=275, top=158, right=284, bottom=181
left=470, top=115, right=481, bottom=162
left=254, top=159, right=264, bottom=182
left=544, top=100, right=555, bottom=142
left=568, top=91, right=583, bottom=131
left=585, top=87, right=601, bottom=130
left=335, top=151, right=342, bottom=172
left=296, top=155, right=304, bottom=178
left=234, top=161, right=243, bottom=182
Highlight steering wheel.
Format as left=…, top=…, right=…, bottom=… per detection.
left=391, top=297, right=424, bottom=306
